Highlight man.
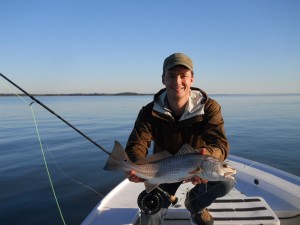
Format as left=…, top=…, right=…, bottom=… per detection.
left=125, top=53, right=234, bottom=225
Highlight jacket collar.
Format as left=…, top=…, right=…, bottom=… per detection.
left=153, top=87, right=207, bottom=121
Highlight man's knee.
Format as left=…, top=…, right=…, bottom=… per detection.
left=217, top=180, right=235, bottom=197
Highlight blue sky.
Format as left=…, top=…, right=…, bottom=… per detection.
left=1, top=0, right=299, bottom=94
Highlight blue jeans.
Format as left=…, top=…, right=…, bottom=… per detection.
left=139, top=180, right=235, bottom=225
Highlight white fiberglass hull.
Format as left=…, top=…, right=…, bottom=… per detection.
left=82, top=155, right=300, bottom=225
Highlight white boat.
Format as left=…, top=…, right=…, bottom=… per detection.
left=82, top=155, right=300, bottom=225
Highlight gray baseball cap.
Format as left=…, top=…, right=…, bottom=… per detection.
left=163, top=53, right=193, bottom=71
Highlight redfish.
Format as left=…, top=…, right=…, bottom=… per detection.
left=104, top=141, right=236, bottom=193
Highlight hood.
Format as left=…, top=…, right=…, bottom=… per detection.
left=153, top=87, right=207, bottom=121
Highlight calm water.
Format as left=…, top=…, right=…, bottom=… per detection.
left=0, top=94, right=300, bottom=225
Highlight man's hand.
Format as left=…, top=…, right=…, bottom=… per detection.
left=126, top=170, right=145, bottom=183
left=185, top=176, right=209, bottom=185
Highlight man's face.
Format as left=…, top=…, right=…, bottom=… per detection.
left=163, top=66, right=194, bottom=100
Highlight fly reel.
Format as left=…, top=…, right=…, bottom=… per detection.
left=137, top=189, right=163, bottom=215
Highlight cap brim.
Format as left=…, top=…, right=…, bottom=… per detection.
left=164, top=62, right=193, bottom=71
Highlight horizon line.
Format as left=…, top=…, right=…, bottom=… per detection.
left=1, top=92, right=300, bottom=97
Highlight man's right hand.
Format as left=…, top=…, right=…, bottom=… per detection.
left=126, top=170, right=145, bottom=183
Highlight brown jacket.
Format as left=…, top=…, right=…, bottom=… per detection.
left=125, top=88, right=229, bottom=162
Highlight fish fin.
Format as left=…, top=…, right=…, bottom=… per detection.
left=176, top=144, right=199, bottom=155
left=103, top=140, right=130, bottom=171
left=144, top=181, right=159, bottom=193
left=135, top=144, right=199, bottom=165
left=189, top=166, right=202, bottom=174
left=135, top=151, right=172, bottom=165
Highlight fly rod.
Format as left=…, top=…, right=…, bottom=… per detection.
left=1, top=73, right=180, bottom=210
left=0, top=73, right=111, bottom=156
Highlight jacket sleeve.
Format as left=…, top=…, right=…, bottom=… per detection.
left=202, top=99, right=229, bottom=161
left=125, top=105, right=154, bottom=162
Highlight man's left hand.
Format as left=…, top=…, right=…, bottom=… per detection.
left=185, top=176, right=209, bottom=185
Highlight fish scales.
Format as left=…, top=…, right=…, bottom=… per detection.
left=104, top=141, right=236, bottom=193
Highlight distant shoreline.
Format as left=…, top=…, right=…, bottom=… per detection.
left=1, top=93, right=300, bottom=97
left=0, top=92, right=153, bottom=96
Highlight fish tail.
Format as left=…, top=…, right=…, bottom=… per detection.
left=103, top=141, right=130, bottom=171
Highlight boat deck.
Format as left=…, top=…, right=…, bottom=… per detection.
left=82, top=156, right=300, bottom=225
left=162, top=183, right=279, bottom=225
